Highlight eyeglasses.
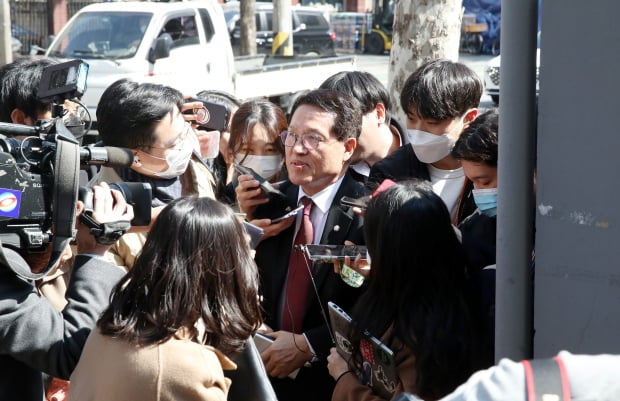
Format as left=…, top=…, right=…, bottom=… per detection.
left=280, top=130, right=326, bottom=150
left=145, top=122, right=192, bottom=152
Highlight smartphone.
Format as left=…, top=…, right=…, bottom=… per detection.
left=233, top=163, right=286, bottom=198
left=301, top=244, right=368, bottom=263
left=252, top=332, right=275, bottom=353
left=340, top=196, right=369, bottom=210
left=184, top=97, right=229, bottom=131
left=271, top=205, right=303, bottom=223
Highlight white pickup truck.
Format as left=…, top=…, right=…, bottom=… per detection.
left=45, top=0, right=356, bottom=123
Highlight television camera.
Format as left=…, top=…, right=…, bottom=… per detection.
left=0, top=59, right=151, bottom=279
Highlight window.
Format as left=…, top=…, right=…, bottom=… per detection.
left=297, top=13, right=326, bottom=29
left=161, top=15, right=199, bottom=48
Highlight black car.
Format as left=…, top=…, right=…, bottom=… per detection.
left=223, top=2, right=337, bottom=56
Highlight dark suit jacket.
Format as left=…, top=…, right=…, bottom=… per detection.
left=368, top=143, right=477, bottom=224
left=253, top=172, right=369, bottom=401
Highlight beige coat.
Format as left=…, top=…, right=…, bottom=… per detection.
left=69, top=329, right=236, bottom=401
left=91, top=157, right=216, bottom=270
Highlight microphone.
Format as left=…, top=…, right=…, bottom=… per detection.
left=79, top=146, right=134, bottom=168
left=0, top=122, right=38, bottom=137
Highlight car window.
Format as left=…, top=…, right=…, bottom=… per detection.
left=48, top=11, right=152, bottom=59
left=297, top=13, right=324, bottom=29
left=265, top=11, right=273, bottom=31
left=160, top=15, right=199, bottom=48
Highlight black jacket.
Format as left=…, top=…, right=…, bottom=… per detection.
left=368, top=143, right=477, bottom=224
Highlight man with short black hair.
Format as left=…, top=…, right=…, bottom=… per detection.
left=320, top=70, right=407, bottom=183
left=369, top=59, right=483, bottom=224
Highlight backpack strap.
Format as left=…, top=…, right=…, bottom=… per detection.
left=523, top=356, right=571, bottom=401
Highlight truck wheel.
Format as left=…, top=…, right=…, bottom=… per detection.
left=364, top=32, right=385, bottom=55
left=491, top=95, right=499, bottom=104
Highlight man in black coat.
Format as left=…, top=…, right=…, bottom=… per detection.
left=236, top=89, right=369, bottom=401
left=368, top=59, right=483, bottom=225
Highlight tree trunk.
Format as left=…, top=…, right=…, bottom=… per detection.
left=387, top=0, right=463, bottom=123
left=240, top=0, right=257, bottom=56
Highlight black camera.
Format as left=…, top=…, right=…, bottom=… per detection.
left=0, top=60, right=150, bottom=253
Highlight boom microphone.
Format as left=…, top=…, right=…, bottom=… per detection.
left=0, top=122, right=38, bottom=137
left=79, top=146, right=134, bottom=168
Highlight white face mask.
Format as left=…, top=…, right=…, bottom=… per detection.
left=235, top=154, right=283, bottom=180
left=141, top=131, right=196, bottom=179
left=406, top=129, right=456, bottom=164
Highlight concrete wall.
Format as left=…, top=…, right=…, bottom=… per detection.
left=534, top=0, right=620, bottom=356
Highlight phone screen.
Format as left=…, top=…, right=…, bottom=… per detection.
left=302, top=244, right=368, bottom=262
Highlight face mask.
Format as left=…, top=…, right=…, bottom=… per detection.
left=235, top=154, right=283, bottom=180
left=406, top=129, right=455, bottom=163
left=472, top=187, right=498, bottom=217
left=141, top=132, right=195, bottom=179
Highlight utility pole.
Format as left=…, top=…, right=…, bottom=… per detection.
left=0, top=0, right=13, bottom=65
left=272, top=0, right=293, bottom=56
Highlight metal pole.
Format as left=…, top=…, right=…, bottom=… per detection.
left=0, top=0, right=12, bottom=65
left=495, top=0, right=538, bottom=362
left=272, top=0, right=293, bottom=56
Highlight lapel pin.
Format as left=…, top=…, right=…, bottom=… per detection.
left=333, top=225, right=340, bottom=232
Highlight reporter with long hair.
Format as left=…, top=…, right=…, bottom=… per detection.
left=68, top=197, right=263, bottom=401
left=327, top=180, right=480, bottom=401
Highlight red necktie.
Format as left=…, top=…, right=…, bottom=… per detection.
left=281, top=197, right=314, bottom=333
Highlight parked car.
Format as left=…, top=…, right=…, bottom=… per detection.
left=222, top=2, right=337, bottom=56
left=484, top=32, right=540, bottom=104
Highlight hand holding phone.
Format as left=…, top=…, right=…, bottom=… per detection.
left=253, top=332, right=275, bottom=353
left=184, top=97, right=229, bottom=131
left=234, top=163, right=286, bottom=198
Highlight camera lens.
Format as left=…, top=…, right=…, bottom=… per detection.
left=194, top=106, right=210, bottom=125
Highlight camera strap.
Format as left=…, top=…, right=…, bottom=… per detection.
left=44, top=132, right=80, bottom=276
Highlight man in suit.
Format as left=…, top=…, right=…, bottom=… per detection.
left=236, top=89, right=368, bottom=401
